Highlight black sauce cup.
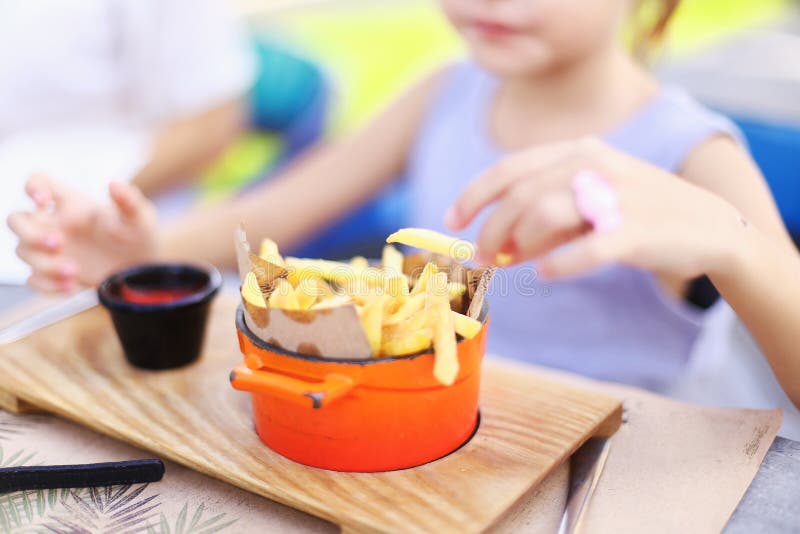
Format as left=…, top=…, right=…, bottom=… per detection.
left=98, top=264, right=222, bottom=370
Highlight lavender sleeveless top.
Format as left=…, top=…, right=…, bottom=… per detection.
left=405, top=62, right=742, bottom=391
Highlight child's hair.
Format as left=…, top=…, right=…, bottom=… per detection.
left=631, top=0, right=682, bottom=60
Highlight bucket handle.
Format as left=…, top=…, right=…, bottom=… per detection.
left=229, top=366, right=355, bottom=409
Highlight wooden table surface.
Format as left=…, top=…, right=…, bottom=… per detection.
left=1, top=285, right=798, bottom=532
left=0, top=295, right=623, bottom=533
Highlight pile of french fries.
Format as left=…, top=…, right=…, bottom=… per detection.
left=240, top=228, right=486, bottom=385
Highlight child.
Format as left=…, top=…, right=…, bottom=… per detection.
left=9, top=0, right=800, bottom=406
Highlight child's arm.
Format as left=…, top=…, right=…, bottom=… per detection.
left=680, top=135, right=795, bottom=247
left=679, top=136, right=800, bottom=407
left=445, top=137, right=800, bottom=407
left=8, top=69, right=448, bottom=287
left=709, top=218, right=800, bottom=408
left=159, top=69, right=448, bottom=268
left=132, top=98, right=248, bottom=197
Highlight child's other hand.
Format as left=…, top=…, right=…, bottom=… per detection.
left=6, top=175, right=158, bottom=292
left=444, top=138, right=745, bottom=279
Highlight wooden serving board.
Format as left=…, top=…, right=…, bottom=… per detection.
left=0, top=295, right=621, bottom=533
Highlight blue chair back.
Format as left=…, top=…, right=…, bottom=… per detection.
left=734, top=117, right=800, bottom=241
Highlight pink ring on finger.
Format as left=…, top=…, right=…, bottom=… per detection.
left=571, top=169, right=622, bottom=232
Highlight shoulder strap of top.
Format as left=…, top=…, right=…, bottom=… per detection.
left=607, top=86, right=745, bottom=173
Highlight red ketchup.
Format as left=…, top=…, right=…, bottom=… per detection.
left=120, top=284, right=197, bottom=305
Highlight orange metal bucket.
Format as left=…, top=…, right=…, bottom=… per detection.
left=230, top=305, right=488, bottom=472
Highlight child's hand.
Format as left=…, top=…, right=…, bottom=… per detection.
left=6, top=175, right=158, bottom=292
left=444, top=138, right=745, bottom=279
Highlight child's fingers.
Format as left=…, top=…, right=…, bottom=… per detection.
left=25, top=173, right=55, bottom=207
left=511, top=192, right=587, bottom=260
left=537, top=231, right=630, bottom=279
left=26, top=273, right=77, bottom=294
left=474, top=196, right=528, bottom=264
left=473, top=163, right=584, bottom=263
left=26, top=176, right=100, bottom=234
left=445, top=142, right=574, bottom=230
left=109, top=181, right=149, bottom=222
left=6, top=211, right=62, bottom=252
left=25, top=173, right=65, bottom=209
left=15, top=245, right=77, bottom=280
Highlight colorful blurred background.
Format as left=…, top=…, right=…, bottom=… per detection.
left=206, top=0, right=800, bottom=258
left=1, top=0, right=798, bottom=270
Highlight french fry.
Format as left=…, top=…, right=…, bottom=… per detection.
left=287, top=258, right=382, bottom=289
left=386, top=227, right=514, bottom=266
left=286, top=266, right=313, bottom=287
left=285, top=257, right=353, bottom=283
left=383, top=309, right=430, bottom=340
left=447, top=282, right=466, bottom=301
left=359, top=295, right=385, bottom=355
left=358, top=264, right=408, bottom=296
left=387, top=228, right=475, bottom=263
left=384, top=293, right=426, bottom=325
left=381, top=328, right=433, bottom=357
left=294, top=284, right=317, bottom=309
left=410, top=262, right=438, bottom=295
left=341, top=269, right=407, bottom=298
left=350, top=256, right=369, bottom=271
left=382, top=244, right=404, bottom=276
left=269, top=278, right=299, bottom=310
left=346, top=279, right=387, bottom=306
left=294, top=274, right=337, bottom=307
left=425, top=268, right=450, bottom=300
left=428, top=272, right=458, bottom=385
left=259, top=238, right=284, bottom=266
left=310, top=295, right=353, bottom=310
left=381, top=294, right=403, bottom=318
left=314, top=278, right=337, bottom=300
left=384, top=275, right=409, bottom=297
left=451, top=311, right=482, bottom=340
left=495, top=253, right=514, bottom=267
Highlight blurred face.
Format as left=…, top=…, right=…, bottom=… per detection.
left=440, top=0, right=628, bottom=77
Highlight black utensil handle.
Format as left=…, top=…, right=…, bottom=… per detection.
left=0, top=459, right=165, bottom=492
